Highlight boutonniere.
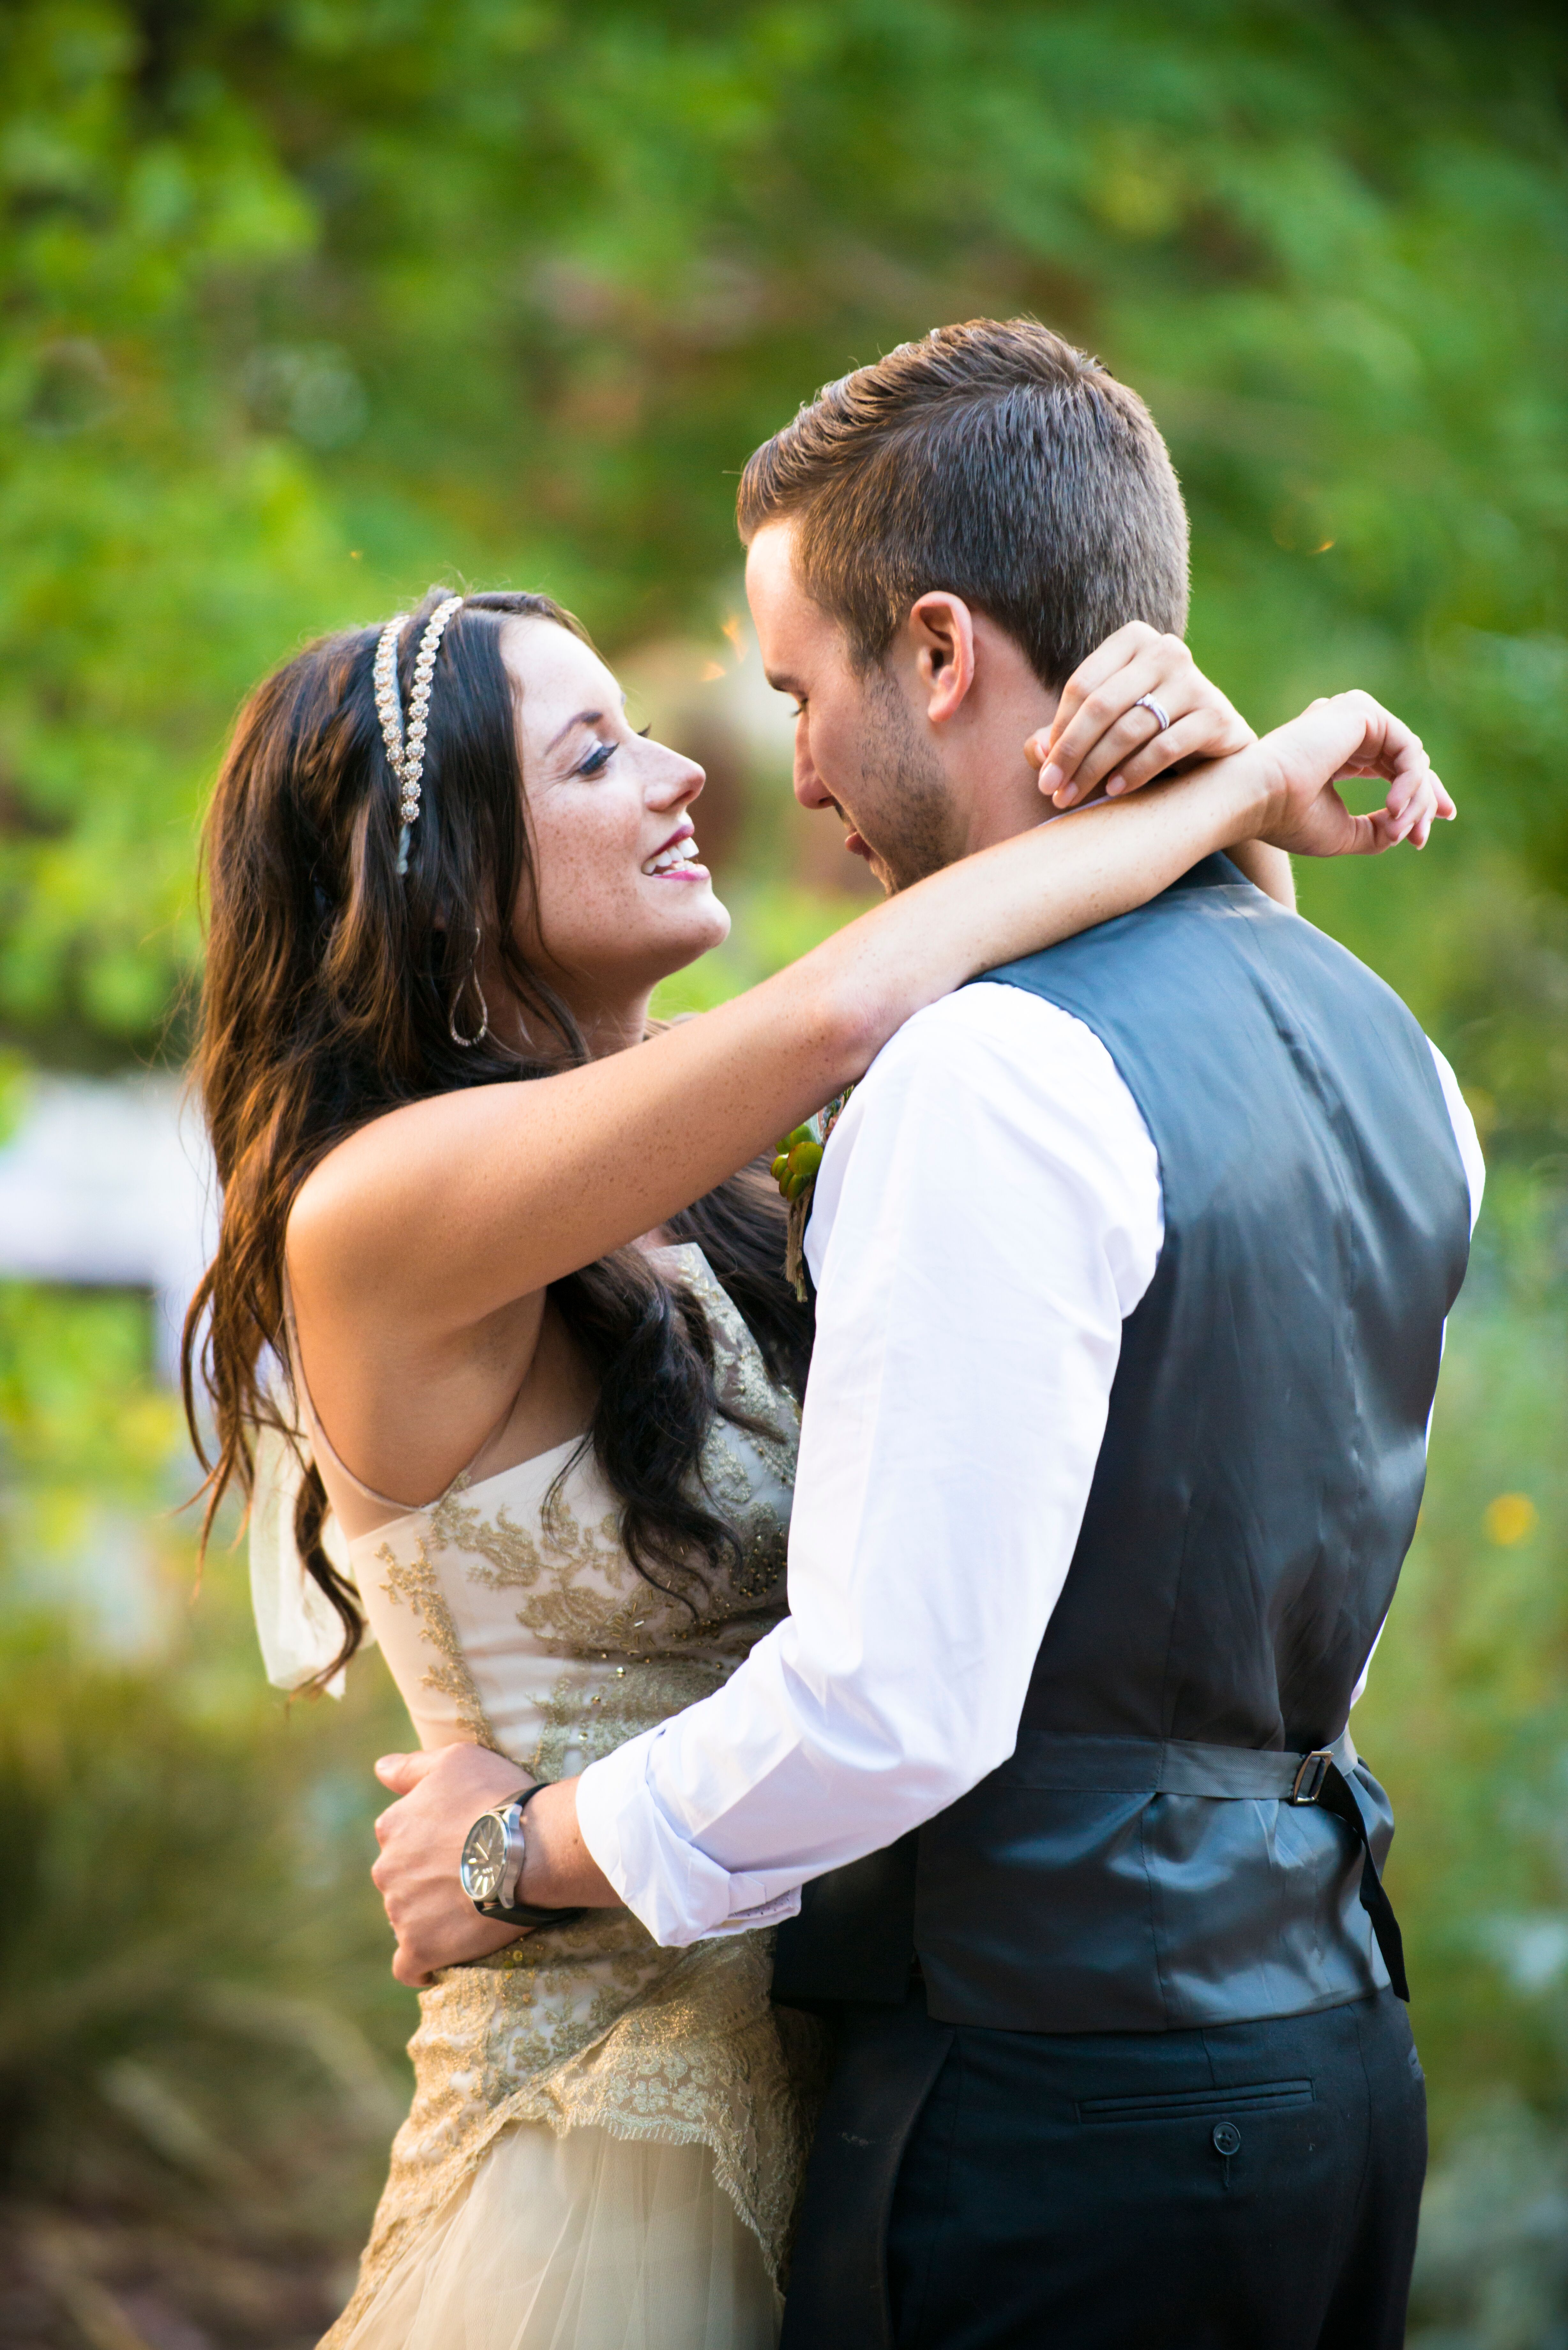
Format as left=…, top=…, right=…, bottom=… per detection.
left=773, top=1088, right=855, bottom=1300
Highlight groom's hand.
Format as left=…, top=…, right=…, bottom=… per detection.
left=1027, top=622, right=1254, bottom=809
left=371, top=1744, right=532, bottom=1987
left=1256, top=690, right=1456, bottom=858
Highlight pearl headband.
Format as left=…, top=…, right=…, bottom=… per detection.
left=373, top=595, right=463, bottom=875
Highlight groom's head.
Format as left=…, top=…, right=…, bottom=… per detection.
left=739, top=318, right=1189, bottom=891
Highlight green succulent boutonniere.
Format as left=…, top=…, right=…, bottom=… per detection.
left=773, top=1088, right=854, bottom=1300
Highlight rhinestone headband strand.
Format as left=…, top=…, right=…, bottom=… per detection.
left=373, top=595, right=463, bottom=875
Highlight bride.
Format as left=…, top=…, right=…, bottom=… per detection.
left=184, top=586, right=1446, bottom=2349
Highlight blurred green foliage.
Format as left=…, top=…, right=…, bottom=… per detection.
left=0, top=1283, right=414, bottom=2345
left=1, top=1, right=1567, bottom=2341
left=0, top=0, right=1564, bottom=1088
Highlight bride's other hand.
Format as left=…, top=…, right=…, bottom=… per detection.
left=1256, top=690, right=1456, bottom=859
left=1026, top=623, right=1255, bottom=810
left=372, top=1744, right=534, bottom=1987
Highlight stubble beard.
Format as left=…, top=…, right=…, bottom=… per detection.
left=851, top=665, right=958, bottom=896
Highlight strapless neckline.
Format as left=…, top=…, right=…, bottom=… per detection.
left=340, top=1242, right=719, bottom=1553
left=343, top=1426, right=591, bottom=1556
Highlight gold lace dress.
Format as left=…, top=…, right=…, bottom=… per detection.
left=315, top=1247, right=819, bottom=2350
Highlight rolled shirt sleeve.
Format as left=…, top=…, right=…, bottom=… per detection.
left=576, top=983, right=1165, bottom=1947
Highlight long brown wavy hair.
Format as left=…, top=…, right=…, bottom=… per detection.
left=184, top=588, right=810, bottom=1687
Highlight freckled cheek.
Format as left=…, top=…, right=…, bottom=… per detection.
left=527, top=813, right=647, bottom=949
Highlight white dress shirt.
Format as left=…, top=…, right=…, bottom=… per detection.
left=577, top=982, right=1484, bottom=1950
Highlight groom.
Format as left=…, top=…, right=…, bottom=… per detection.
left=381, top=320, right=1481, bottom=2346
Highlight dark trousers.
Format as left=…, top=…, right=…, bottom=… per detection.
left=781, top=1987, right=1426, bottom=2350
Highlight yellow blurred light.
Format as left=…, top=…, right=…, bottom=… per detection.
left=700, top=660, right=726, bottom=682
left=720, top=614, right=746, bottom=658
left=1484, top=1493, right=1539, bottom=1546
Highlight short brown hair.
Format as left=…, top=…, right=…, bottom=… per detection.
left=737, top=318, right=1189, bottom=689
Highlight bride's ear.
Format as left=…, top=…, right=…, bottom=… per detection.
left=908, top=592, right=978, bottom=726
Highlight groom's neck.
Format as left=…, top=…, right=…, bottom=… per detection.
left=937, top=677, right=1062, bottom=863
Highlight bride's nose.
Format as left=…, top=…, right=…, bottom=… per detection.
left=646, top=747, right=705, bottom=809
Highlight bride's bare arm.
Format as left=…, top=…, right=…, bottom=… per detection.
left=291, top=695, right=1445, bottom=1346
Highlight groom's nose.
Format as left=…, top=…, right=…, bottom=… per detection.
left=793, top=727, right=834, bottom=811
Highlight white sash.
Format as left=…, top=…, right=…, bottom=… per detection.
left=247, top=1415, right=373, bottom=1697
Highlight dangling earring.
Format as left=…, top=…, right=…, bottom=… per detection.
left=449, top=925, right=490, bottom=1049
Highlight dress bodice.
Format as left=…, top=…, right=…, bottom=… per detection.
left=283, top=1246, right=818, bottom=2315
left=347, top=1244, right=798, bottom=1778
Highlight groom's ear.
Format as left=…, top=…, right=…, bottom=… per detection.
left=907, top=592, right=978, bottom=726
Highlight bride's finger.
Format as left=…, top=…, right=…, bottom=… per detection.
left=1066, top=693, right=1180, bottom=802
left=1403, top=770, right=1453, bottom=848
left=1042, top=623, right=1164, bottom=756
left=1365, top=767, right=1449, bottom=851
left=1047, top=663, right=1187, bottom=803
left=1348, top=761, right=1451, bottom=838
left=1406, top=771, right=1440, bottom=836
left=1383, top=761, right=1426, bottom=822
left=1102, top=709, right=1221, bottom=798
left=1332, top=692, right=1433, bottom=789
left=1041, top=638, right=1185, bottom=796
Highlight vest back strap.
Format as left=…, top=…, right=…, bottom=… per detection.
left=1003, top=1727, right=1355, bottom=1796
left=1002, top=1729, right=1408, bottom=2000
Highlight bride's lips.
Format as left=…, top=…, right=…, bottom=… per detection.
left=641, top=821, right=709, bottom=881
left=844, top=829, right=872, bottom=861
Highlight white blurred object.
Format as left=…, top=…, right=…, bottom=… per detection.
left=248, top=1417, right=367, bottom=1698
left=0, top=1073, right=374, bottom=1691
left=0, top=1073, right=216, bottom=1380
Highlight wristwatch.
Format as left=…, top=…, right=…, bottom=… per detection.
left=459, top=1785, right=584, bottom=1928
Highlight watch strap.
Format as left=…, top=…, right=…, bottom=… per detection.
left=474, top=1781, right=584, bottom=1930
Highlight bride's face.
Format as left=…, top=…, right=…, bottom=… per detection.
left=501, top=617, right=729, bottom=1018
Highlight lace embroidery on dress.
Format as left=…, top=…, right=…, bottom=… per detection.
left=376, top=1522, right=496, bottom=1750
left=322, top=1247, right=820, bottom=2341
left=525, top=1659, right=731, bottom=1785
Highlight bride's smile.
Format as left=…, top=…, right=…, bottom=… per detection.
left=501, top=616, right=728, bottom=1036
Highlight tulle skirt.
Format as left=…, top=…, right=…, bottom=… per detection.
left=325, top=2119, right=782, bottom=2350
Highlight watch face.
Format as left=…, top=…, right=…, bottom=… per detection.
left=460, top=1812, right=508, bottom=1903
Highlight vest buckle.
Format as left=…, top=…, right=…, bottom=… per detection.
left=1288, top=1750, right=1334, bottom=1805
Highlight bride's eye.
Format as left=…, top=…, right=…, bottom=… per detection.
left=577, top=740, right=617, bottom=777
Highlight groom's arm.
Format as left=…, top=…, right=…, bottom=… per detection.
left=373, top=1007, right=1484, bottom=1972
left=545, top=984, right=1164, bottom=1945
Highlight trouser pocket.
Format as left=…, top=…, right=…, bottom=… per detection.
left=1075, top=2075, right=1318, bottom=2199
left=1075, top=2076, right=1316, bottom=2124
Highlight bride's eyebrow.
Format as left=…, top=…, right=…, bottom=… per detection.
left=545, top=710, right=604, bottom=753
left=544, top=693, right=628, bottom=755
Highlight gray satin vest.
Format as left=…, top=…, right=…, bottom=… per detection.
left=772, top=854, right=1473, bottom=2033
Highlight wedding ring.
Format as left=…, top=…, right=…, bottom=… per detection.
left=1134, top=694, right=1172, bottom=733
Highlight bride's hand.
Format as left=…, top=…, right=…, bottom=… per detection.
left=1025, top=623, right=1255, bottom=810
left=372, top=1744, right=534, bottom=1987
left=1254, top=691, right=1456, bottom=858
